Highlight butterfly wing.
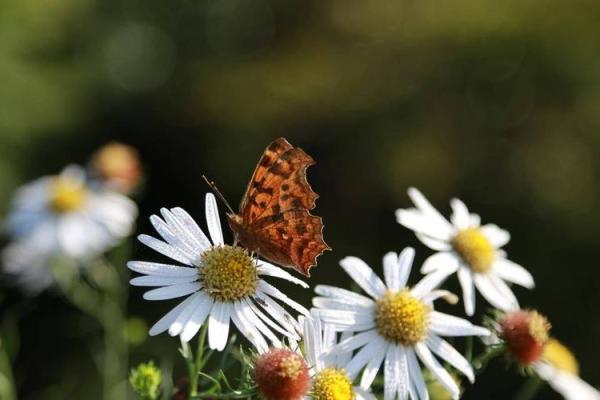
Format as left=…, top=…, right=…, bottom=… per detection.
left=229, top=137, right=329, bottom=275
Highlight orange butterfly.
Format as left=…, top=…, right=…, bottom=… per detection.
left=221, top=137, right=330, bottom=276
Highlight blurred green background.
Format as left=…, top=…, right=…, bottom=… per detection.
left=1, top=0, right=600, bottom=398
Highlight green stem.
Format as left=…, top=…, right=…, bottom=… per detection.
left=191, top=391, right=256, bottom=399
left=0, top=336, right=16, bottom=400
left=189, top=323, right=209, bottom=397
left=514, top=375, right=544, bottom=400
left=465, top=336, right=473, bottom=363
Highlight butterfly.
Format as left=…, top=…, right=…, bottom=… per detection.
left=225, top=137, right=330, bottom=276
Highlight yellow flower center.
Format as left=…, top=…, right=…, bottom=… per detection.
left=451, top=228, right=495, bottom=273
left=528, top=311, right=551, bottom=343
left=278, top=353, right=305, bottom=380
left=199, top=245, right=257, bottom=302
left=375, top=289, right=430, bottom=346
left=49, top=177, right=88, bottom=213
left=542, top=338, right=579, bottom=375
left=312, top=368, right=354, bottom=400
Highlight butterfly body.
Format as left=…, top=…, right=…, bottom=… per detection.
left=226, top=137, right=330, bottom=276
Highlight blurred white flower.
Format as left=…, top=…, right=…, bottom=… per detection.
left=128, top=193, right=308, bottom=352
left=535, top=338, right=600, bottom=400
left=396, top=187, right=534, bottom=315
left=2, top=165, right=137, bottom=292
left=300, top=311, right=376, bottom=400
left=312, top=248, right=489, bottom=400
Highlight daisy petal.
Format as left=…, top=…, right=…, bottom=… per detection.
left=421, top=252, right=460, bottom=275
left=383, top=345, right=399, bottom=400
left=330, top=329, right=380, bottom=356
left=168, top=293, right=206, bottom=336
left=429, top=311, right=490, bottom=337
left=493, top=258, right=535, bottom=289
left=138, top=234, right=193, bottom=266
left=396, top=346, right=409, bottom=400
left=406, top=348, right=428, bottom=400
left=205, top=193, right=224, bottom=246
left=143, top=282, right=201, bottom=300
left=130, top=275, right=198, bottom=287
left=314, top=285, right=375, bottom=307
left=359, top=340, right=387, bottom=389
left=426, top=334, right=475, bottom=382
left=481, top=224, right=510, bottom=248
left=450, top=198, right=470, bottom=230
left=257, top=262, right=308, bottom=288
left=180, top=295, right=214, bottom=342
left=208, top=302, right=232, bottom=351
left=396, top=247, right=415, bottom=289
left=415, top=343, right=460, bottom=400
left=171, top=207, right=212, bottom=250
left=149, top=294, right=198, bottom=336
left=407, top=188, right=454, bottom=237
left=473, top=273, right=518, bottom=311
left=383, top=251, right=400, bottom=291
left=457, top=267, right=476, bottom=316
left=258, top=281, right=309, bottom=316
left=411, top=268, right=456, bottom=299
left=346, top=339, right=388, bottom=380
left=127, top=261, right=198, bottom=277
left=339, top=256, right=386, bottom=299
left=416, top=233, right=452, bottom=251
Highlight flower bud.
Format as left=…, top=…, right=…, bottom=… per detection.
left=500, top=310, right=551, bottom=366
left=254, top=348, right=310, bottom=400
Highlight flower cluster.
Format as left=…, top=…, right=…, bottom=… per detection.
left=126, top=186, right=600, bottom=399
left=2, top=142, right=141, bottom=293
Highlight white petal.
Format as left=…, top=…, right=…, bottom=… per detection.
left=396, top=346, right=410, bottom=400
left=493, top=258, right=535, bottom=289
left=421, top=252, right=460, bottom=274
left=313, top=297, right=374, bottom=312
left=395, top=208, right=452, bottom=242
left=149, top=293, right=198, bottom=336
left=208, top=302, right=232, bottom=351
left=313, top=309, right=374, bottom=329
left=457, top=267, right=476, bottom=316
left=480, top=224, right=510, bottom=248
left=429, top=311, right=490, bottom=337
left=415, top=233, right=451, bottom=251
left=359, top=340, right=387, bottom=389
left=257, top=281, right=309, bottom=316
left=339, top=256, right=387, bottom=299
left=383, top=345, right=399, bottom=400
left=469, top=213, right=481, bottom=227
left=180, top=295, right=214, bottom=342
left=383, top=251, right=400, bottom=291
left=411, top=268, right=456, bottom=299
left=240, top=299, right=281, bottom=348
left=127, top=261, right=198, bottom=277
left=426, top=334, right=474, bottom=382
left=415, top=343, right=459, bottom=400
left=205, top=193, right=224, bottom=246
left=345, top=338, right=388, bottom=379
left=535, top=363, right=600, bottom=400
left=254, top=292, right=301, bottom=333
left=354, top=387, right=378, bottom=400
left=160, top=208, right=207, bottom=254
left=130, top=275, right=198, bottom=287
left=247, top=300, right=299, bottom=341
left=150, top=214, right=197, bottom=259
left=168, top=293, right=206, bottom=336
left=406, top=348, right=429, bottom=400
left=138, top=234, right=193, bottom=266
left=473, top=273, right=518, bottom=311
left=257, top=262, right=308, bottom=288
left=314, top=285, right=375, bottom=307
left=450, top=198, right=470, bottom=230
left=143, top=282, right=201, bottom=300
left=232, top=301, right=268, bottom=353
left=171, top=207, right=212, bottom=250
left=406, top=188, right=453, bottom=237
left=421, top=290, right=459, bottom=305
left=330, top=329, right=380, bottom=357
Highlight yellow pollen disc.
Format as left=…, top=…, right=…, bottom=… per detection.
left=278, top=354, right=304, bottom=379
left=375, top=289, right=430, bottom=346
left=542, top=338, right=579, bottom=375
left=49, top=177, right=88, bottom=213
left=451, top=227, right=495, bottom=273
left=528, top=311, right=551, bottom=343
left=199, top=245, right=257, bottom=302
left=312, top=368, right=354, bottom=400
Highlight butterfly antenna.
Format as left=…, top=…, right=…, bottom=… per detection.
left=202, top=175, right=235, bottom=214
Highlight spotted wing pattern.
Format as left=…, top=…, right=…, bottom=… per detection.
left=227, top=138, right=330, bottom=276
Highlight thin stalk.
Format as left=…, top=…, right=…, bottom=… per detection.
left=0, top=336, right=16, bottom=400
left=189, top=323, right=209, bottom=397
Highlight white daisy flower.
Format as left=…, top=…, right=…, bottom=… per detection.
left=396, top=187, right=535, bottom=315
left=2, top=165, right=137, bottom=292
left=128, top=192, right=309, bottom=352
left=312, top=247, right=490, bottom=400
left=301, top=311, right=376, bottom=400
left=535, top=339, right=600, bottom=400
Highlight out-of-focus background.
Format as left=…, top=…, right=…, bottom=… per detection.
left=1, top=0, right=600, bottom=398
